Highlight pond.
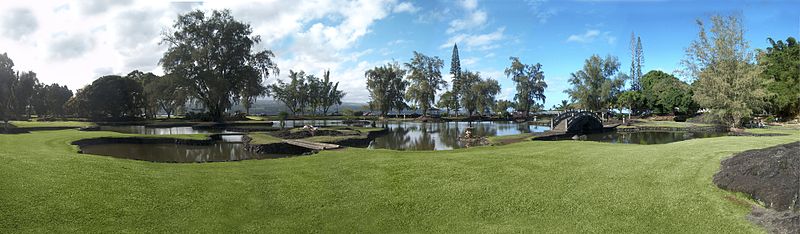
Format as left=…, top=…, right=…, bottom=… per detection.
left=550, top=131, right=728, bottom=144
left=99, top=125, right=233, bottom=135
left=368, top=121, right=550, bottom=150
left=79, top=142, right=290, bottom=163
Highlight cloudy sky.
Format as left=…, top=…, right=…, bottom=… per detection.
left=0, top=0, right=797, bottom=108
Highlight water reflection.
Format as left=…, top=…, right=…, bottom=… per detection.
left=368, top=121, right=550, bottom=150
left=99, top=126, right=233, bottom=135
left=80, top=143, right=288, bottom=162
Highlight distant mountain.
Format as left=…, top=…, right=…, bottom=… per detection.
left=226, top=99, right=369, bottom=115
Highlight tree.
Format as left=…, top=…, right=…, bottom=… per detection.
left=365, top=63, right=407, bottom=117
left=405, top=51, right=446, bottom=116
left=270, top=70, right=307, bottom=115
left=640, top=70, right=695, bottom=115
left=32, top=83, right=73, bottom=117
left=473, top=78, right=500, bottom=115
left=629, top=32, right=644, bottom=91
left=459, top=70, right=481, bottom=116
left=436, top=91, right=457, bottom=116
left=450, top=43, right=462, bottom=115
left=759, top=37, right=799, bottom=119
left=84, top=75, right=145, bottom=119
left=553, top=99, right=574, bottom=111
left=239, top=73, right=269, bottom=116
left=0, top=53, right=15, bottom=129
left=125, top=70, right=159, bottom=118
left=616, top=90, right=642, bottom=115
left=160, top=9, right=278, bottom=122
left=565, top=55, right=626, bottom=112
left=13, top=71, right=38, bottom=118
left=145, top=74, right=187, bottom=118
left=681, top=14, right=767, bottom=128
left=315, top=70, right=345, bottom=115
left=494, top=99, right=515, bottom=117
left=504, top=57, right=547, bottom=118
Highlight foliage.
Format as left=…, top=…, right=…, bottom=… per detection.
left=450, top=43, right=462, bottom=114
left=404, top=51, right=446, bottom=116
left=629, top=32, right=644, bottom=91
left=366, top=63, right=407, bottom=117
left=681, top=14, right=767, bottom=128
left=270, top=70, right=308, bottom=115
left=552, top=99, right=574, bottom=111
left=471, top=75, right=501, bottom=115
left=494, top=99, right=515, bottom=117
left=125, top=70, right=159, bottom=118
left=504, top=57, right=546, bottom=118
left=758, top=37, right=800, bottom=119
left=84, top=75, right=145, bottom=119
left=565, top=54, right=627, bottom=111
left=160, top=9, right=278, bottom=122
left=0, top=53, right=73, bottom=121
left=31, top=83, right=73, bottom=117
left=0, top=53, right=14, bottom=124
left=269, top=70, right=345, bottom=116
left=436, top=91, right=458, bottom=116
left=145, top=73, right=187, bottom=118
left=639, top=71, right=696, bottom=115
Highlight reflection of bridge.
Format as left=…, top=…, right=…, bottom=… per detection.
left=550, top=111, right=604, bottom=133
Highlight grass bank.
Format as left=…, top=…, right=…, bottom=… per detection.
left=1, top=127, right=798, bottom=232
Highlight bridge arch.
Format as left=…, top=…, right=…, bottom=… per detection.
left=550, top=111, right=604, bottom=133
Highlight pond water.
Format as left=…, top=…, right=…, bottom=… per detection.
left=368, top=121, right=550, bottom=150
left=99, top=125, right=233, bottom=135
left=79, top=143, right=289, bottom=162
left=553, top=131, right=728, bottom=144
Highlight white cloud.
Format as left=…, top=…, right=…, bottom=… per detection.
left=393, top=2, right=418, bottom=13
left=1, top=8, right=38, bottom=40
left=446, top=0, right=488, bottom=34
left=461, top=0, right=478, bottom=10
left=567, top=29, right=616, bottom=45
left=462, top=57, right=479, bottom=66
left=525, top=0, right=557, bottom=24
left=441, top=27, right=505, bottom=51
left=0, top=0, right=405, bottom=103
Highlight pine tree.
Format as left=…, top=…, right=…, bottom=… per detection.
left=450, top=43, right=462, bottom=116
left=629, top=32, right=644, bottom=91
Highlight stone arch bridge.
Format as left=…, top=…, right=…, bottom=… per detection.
left=550, top=111, right=604, bottom=133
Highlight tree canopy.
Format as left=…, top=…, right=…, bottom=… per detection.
left=405, top=51, right=446, bottom=116
left=366, top=63, right=408, bottom=117
left=640, top=70, right=695, bottom=115
left=504, top=57, right=546, bottom=118
left=682, top=14, right=766, bottom=127
left=565, top=54, right=626, bottom=112
left=759, top=37, right=799, bottom=119
left=160, top=9, right=278, bottom=122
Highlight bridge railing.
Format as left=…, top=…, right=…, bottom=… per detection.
left=550, top=110, right=603, bottom=130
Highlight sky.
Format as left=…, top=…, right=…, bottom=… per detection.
left=0, top=0, right=797, bottom=109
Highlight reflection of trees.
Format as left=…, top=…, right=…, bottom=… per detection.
left=409, top=123, right=436, bottom=150
left=437, top=122, right=462, bottom=149
left=370, top=123, right=412, bottom=150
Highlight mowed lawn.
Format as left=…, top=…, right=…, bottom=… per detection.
left=1, top=128, right=798, bottom=233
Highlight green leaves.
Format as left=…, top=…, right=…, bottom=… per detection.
left=161, top=9, right=277, bottom=121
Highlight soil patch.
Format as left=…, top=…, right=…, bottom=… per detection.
left=270, top=128, right=359, bottom=139
left=747, top=207, right=800, bottom=234
left=713, top=142, right=799, bottom=233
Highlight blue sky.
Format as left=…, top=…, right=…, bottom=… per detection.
left=1, top=0, right=797, bottom=110
left=344, top=0, right=798, bottom=108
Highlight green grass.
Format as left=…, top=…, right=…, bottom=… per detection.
left=9, top=120, right=95, bottom=128
left=246, top=132, right=284, bottom=144
left=487, top=133, right=535, bottom=145
left=1, top=128, right=798, bottom=232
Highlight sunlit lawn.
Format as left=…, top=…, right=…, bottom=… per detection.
left=1, top=125, right=797, bottom=233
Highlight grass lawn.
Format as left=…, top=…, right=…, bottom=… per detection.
left=9, top=120, right=95, bottom=128
left=1, top=127, right=798, bottom=232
